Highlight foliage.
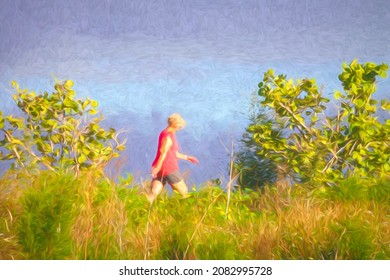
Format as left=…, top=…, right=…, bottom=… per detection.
left=18, top=172, right=76, bottom=259
left=10, top=171, right=128, bottom=259
left=0, top=171, right=388, bottom=260
left=0, top=170, right=25, bottom=259
left=251, top=60, right=389, bottom=185
left=233, top=97, right=277, bottom=189
left=0, top=69, right=388, bottom=260
left=0, top=80, right=126, bottom=176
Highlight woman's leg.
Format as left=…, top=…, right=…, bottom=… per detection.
left=170, top=180, right=189, bottom=197
left=149, top=179, right=164, bottom=202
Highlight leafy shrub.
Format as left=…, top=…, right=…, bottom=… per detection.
left=249, top=60, right=389, bottom=185
left=0, top=80, right=125, bottom=176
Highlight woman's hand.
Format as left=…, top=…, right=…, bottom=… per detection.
left=187, top=155, right=199, bottom=164
left=151, top=167, right=160, bottom=178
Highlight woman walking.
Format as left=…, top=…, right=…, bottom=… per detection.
left=148, top=113, right=199, bottom=202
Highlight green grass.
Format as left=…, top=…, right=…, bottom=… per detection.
left=0, top=170, right=389, bottom=260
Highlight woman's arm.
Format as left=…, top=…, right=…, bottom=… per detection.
left=176, top=152, right=187, bottom=160
left=176, top=151, right=199, bottom=164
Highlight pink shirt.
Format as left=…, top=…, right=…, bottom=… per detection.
left=152, top=129, right=179, bottom=176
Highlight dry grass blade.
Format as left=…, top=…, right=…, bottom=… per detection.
left=144, top=202, right=153, bottom=260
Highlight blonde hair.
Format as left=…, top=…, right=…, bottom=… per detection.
left=168, top=113, right=186, bottom=128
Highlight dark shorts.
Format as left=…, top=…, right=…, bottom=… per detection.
left=153, top=170, right=183, bottom=185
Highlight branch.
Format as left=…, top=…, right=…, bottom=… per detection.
left=278, top=102, right=313, bottom=135
left=321, top=141, right=351, bottom=173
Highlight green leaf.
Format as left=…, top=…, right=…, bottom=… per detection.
left=53, top=148, right=60, bottom=157
left=378, top=69, right=388, bottom=78
left=81, top=146, right=91, bottom=155
left=64, top=80, right=74, bottom=90
left=320, top=97, right=330, bottom=103
left=82, top=100, right=90, bottom=110
left=117, top=145, right=126, bottom=151
left=78, top=154, right=87, bottom=164
left=266, top=69, right=275, bottom=77
left=11, top=80, right=18, bottom=89
left=63, top=146, right=70, bottom=155
left=339, top=72, right=350, bottom=82
left=355, top=99, right=364, bottom=108
left=334, top=91, right=344, bottom=100
left=67, top=90, right=76, bottom=99
left=381, top=100, right=390, bottom=110
left=11, top=138, right=24, bottom=146
left=36, top=141, right=51, bottom=153
left=90, top=123, right=99, bottom=132
left=46, top=119, right=58, bottom=128
left=63, top=98, right=79, bottom=111
left=51, top=134, right=61, bottom=143
left=350, top=59, right=359, bottom=70
left=91, top=100, right=99, bottom=107
left=365, top=62, right=377, bottom=70
left=369, top=99, right=378, bottom=105
left=6, top=116, right=24, bottom=130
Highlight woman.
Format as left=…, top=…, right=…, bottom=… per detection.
left=149, top=113, right=199, bottom=202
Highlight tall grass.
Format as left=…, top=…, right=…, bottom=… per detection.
left=0, top=170, right=389, bottom=259
left=0, top=171, right=26, bottom=259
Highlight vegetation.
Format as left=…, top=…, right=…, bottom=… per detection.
left=242, top=60, right=389, bottom=185
left=0, top=80, right=125, bottom=177
left=233, top=99, right=277, bottom=189
left=0, top=170, right=388, bottom=260
left=0, top=61, right=389, bottom=260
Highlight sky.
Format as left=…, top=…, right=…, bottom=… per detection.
left=0, top=0, right=389, bottom=184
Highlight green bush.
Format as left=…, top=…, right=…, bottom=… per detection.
left=18, top=172, right=76, bottom=259
left=249, top=60, right=389, bottom=185
left=15, top=171, right=128, bottom=259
